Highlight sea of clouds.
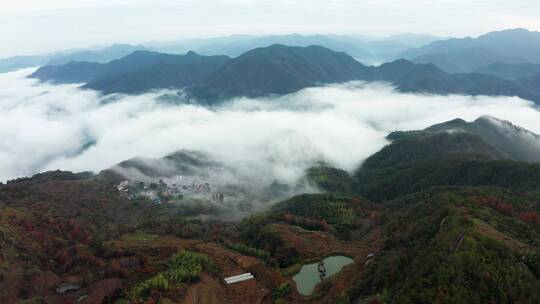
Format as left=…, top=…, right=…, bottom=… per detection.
left=1, top=68, right=540, bottom=184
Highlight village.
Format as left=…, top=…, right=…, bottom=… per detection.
left=116, top=176, right=226, bottom=205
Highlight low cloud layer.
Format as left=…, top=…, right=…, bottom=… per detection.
left=2, top=69, right=540, bottom=184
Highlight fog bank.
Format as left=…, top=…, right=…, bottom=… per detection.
left=1, top=69, right=540, bottom=184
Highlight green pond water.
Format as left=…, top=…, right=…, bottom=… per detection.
left=292, top=255, right=354, bottom=296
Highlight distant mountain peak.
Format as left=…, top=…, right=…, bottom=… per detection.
left=109, top=43, right=141, bottom=48
left=475, top=115, right=505, bottom=124
left=480, top=28, right=535, bottom=36
left=475, top=115, right=540, bottom=137
left=477, top=28, right=540, bottom=42
left=126, top=50, right=160, bottom=57
left=185, top=50, right=200, bottom=57
left=385, top=58, right=415, bottom=67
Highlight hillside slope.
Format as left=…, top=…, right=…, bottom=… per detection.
left=518, top=74, right=540, bottom=94
left=475, top=62, right=540, bottom=81
left=377, top=60, right=540, bottom=102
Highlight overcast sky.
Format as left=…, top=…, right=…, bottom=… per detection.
left=1, top=0, right=540, bottom=57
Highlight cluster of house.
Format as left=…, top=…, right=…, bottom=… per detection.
left=116, top=177, right=226, bottom=205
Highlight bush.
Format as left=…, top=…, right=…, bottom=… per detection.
left=239, top=215, right=300, bottom=267
left=525, top=250, right=540, bottom=278
left=127, top=251, right=214, bottom=301
left=225, top=242, right=271, bottom=261
left=272, top=283, right=291, bottom=301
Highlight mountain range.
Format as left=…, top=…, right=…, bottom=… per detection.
left=6, top=28, right=540, bottom=78
left=31, top=44, right=540, bottom=104
left=0, top=33, right=439, bottom=74
left=402, top=28, right=540, bottom=73
left=144, top=33, right=441, bottom=64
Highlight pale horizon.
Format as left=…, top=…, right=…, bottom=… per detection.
left=2, top=0, right=540, bottom=57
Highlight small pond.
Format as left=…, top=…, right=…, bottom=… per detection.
left=292, top=255, right=354, bottom=296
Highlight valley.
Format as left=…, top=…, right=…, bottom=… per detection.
left=2, top=117, right=540, bottom=303
left=3, top=9, right=540, bottom=303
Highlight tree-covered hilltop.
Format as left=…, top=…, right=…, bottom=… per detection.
left=350, top=117, right=540, bottom=202
left=186, top=44, right=378, bottom=102
left=389, top=116, right=540, bottom=162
